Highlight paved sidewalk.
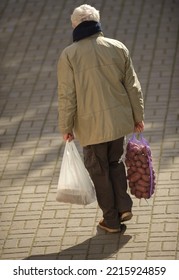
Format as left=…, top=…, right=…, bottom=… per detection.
left=0, top=0, right=178, bottom=260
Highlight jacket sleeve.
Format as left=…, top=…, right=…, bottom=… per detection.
left=123, top=49, right=144, bottom=123
left=57, top=49, right=77, bottom=134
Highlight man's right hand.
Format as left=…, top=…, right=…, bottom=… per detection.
left=63, top=133, right=74, bottom=142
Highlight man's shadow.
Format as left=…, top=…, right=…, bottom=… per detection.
left=25, top=224, right=131, bottom=260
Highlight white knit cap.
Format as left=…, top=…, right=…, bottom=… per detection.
left=71, top=4, right=100, bottom=28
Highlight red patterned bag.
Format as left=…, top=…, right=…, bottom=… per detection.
left=125, top=133, right=156, bottom=199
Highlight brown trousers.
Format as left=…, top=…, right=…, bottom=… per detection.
left=83, top=137, right=132, bottom=228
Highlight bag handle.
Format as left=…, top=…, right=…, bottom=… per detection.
left=130, top=133, right=150, bottom=146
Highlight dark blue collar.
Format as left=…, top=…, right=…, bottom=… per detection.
left=73, top=21, right=102, bottom=42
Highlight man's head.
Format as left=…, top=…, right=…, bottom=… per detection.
left=71, top=4, right=100, bottom=28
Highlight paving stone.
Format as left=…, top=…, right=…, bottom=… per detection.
left=148, top=242, right=162, bottom=251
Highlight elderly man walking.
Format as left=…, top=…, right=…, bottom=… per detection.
left=57, top=4, right=144, bottom=233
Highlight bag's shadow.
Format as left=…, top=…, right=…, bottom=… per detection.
left=25, top=224, right=131, bottom=260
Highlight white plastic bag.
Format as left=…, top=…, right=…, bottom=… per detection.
left=56, top=141, right=96, bottom=205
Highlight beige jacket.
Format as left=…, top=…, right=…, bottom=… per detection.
left=57, top=33, right=144, bottom=146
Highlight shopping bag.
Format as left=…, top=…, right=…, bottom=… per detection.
left=56, top=140, right=96, bottom=205
left=125, top=133, right=156, bottom=199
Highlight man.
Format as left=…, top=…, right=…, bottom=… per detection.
left=57, top=4, right=144, bottom=233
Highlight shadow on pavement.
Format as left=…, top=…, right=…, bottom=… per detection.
left=25, top=224, right=131, bottom=260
